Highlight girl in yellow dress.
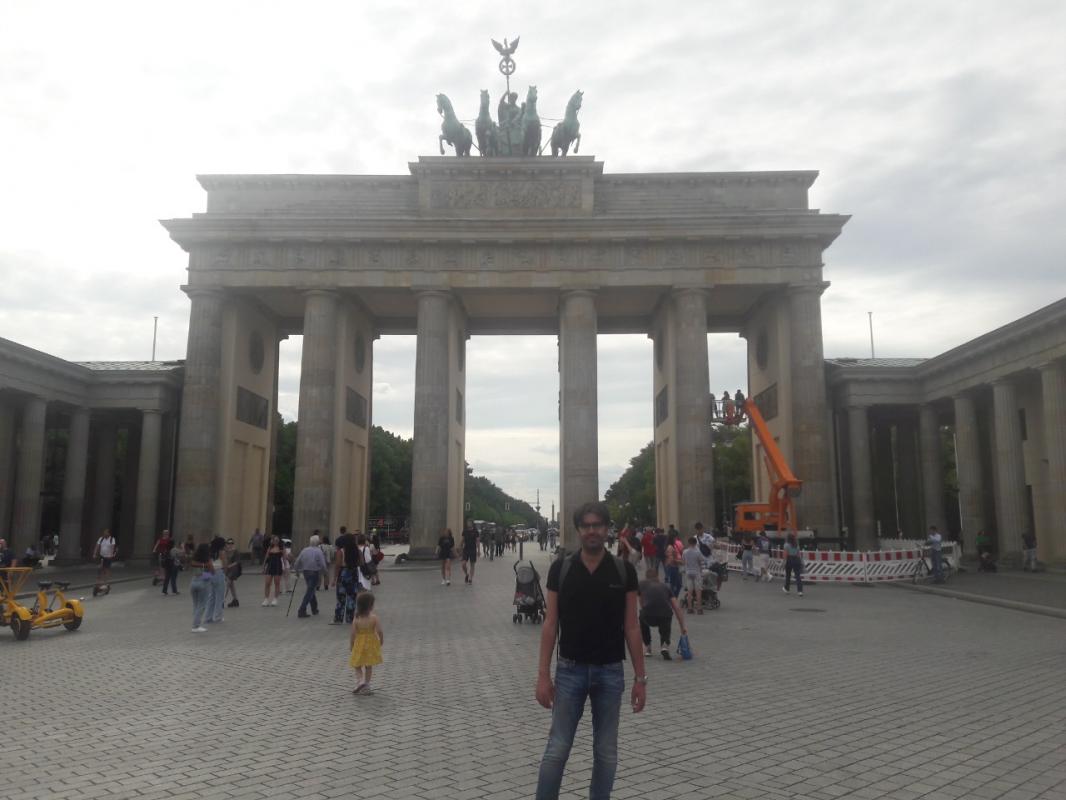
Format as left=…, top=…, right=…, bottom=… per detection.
left=349, top=591, right=383, bottom=694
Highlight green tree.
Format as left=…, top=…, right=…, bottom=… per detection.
left=604, top=442, right=656, bottom=526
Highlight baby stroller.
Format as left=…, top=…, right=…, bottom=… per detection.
left=512, top=560, right=545, bottom=624
left=680, top=566, right=722, bottom=611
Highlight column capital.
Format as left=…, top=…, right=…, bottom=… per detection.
left=1036, top=359, right=1064, bottom=374
left=139, top=408, right=163, bottom=417
left=181, top=285, right=225, bottom=300
left=559, top=288, right=599, bottom=299
left=304, top=288, right=340, bottom=300
left=671, top=286, right=709, bottom=299
left=786, top=281, right=831, bottom=297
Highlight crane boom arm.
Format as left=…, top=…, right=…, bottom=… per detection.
left=743, top=398, right=802, bottom=531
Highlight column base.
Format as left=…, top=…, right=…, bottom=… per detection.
left=405, top=546, right=440, bottom=561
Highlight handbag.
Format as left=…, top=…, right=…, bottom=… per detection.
left=676, top=634, right=693, bottom=660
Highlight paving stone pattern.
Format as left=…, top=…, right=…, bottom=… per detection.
left=2, top=549, right=1064, bottom=800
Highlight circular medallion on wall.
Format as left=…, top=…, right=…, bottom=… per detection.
left=756, top=328, right=769, bottom=370
left=354, top=334, right=366, bottom=373
left=249, top=331, right=265, bottom=374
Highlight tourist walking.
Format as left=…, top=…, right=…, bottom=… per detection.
left=641, top=527, right=658, bottom=572
left=224, top=538, right=241, bottom=607
left=151, top=529, right=172, bottom=586
left=349, top=591, right=383, bottom=695
left=481, top=526, right=494, bottom=560
left=664, top=530, right=683, bottom=597
left=161, top=538, right=181, bottom=595
left=437, top=528, right=456, bottom=586
left=494, top=524, right=505, bottom=557
left=460, top=519, right=479, bottom=585
left=250, top=528, right=264, bottom=565
left=638, top=566, right=688, bottom=658
left=535, top=501, right=646, bottom=800
left=682, top=536, right=707, bottom=613
left=740, top=533, right=755, bottom=579
left=755, top=532, right=772, bottom=582
left=293, top=534, right=328, bottom=618
left=1022, top=530, right=1038, bottom=571
left=318, top=533, right=334, bottom=590
left=333, top=526, right=359, bottom=623
left=92, top=529, right=117, bottom=596
left=262, top=535, right=285, bottom=606
left=189, top=543, right=214, bottom=633
left=927, top=525, right=945, bottom=583
left=782, top=533, right=804, bottom=596
left=206, top=536, right=227, bottom=623
left=354, top=533, right=374, bottom=593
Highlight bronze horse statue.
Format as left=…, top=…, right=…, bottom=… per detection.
left=519, top=85, right=541, bottom=157
left=476, top=89, right=500, bottom=156
left=437, top=93, right=472, bottom=157
left=550, top=90, right=583, bottom=156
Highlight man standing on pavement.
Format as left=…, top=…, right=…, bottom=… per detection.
left=535, top=501, right=647, bottom=800
left=293, top=534, right=328, bottom=617
left=333, top=526, right=359, bottom=624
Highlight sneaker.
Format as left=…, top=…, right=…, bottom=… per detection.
left=297, top=611, right=309, bottom=618
left=261, top=599, right=270, bottom=606
left=797, top=591, right=804, bottom=597
left=782, top=587, right=789, bottom=594
left=311, top=608, right=319, bottom=615
left=441, top=580, right=447, bottom=586
left=191, top=627, right=207, bottom=633
left=269, top=598, right=277, bottom=606
left=661, top=648, right=672, bottom=661
left=446, top=580, right=451, bottom=586
left=644, top=648, right=652, bottom=657
left=228, top=600, right=239, bottom=608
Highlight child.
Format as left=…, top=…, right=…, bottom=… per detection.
left=349, top=591, right=383, bottom=695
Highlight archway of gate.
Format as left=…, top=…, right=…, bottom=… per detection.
left=162, top=156, right=848, bottom=553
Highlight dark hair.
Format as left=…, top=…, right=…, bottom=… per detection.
left=787, top=533, right=797, bottom=546
left=339, top=526, right=347, bottom=535
left=572, top=501, right=610, bottom=531
left=322, top=535, right=330, bottom=545
left=356, top=533, right=367, bottom=546
left=355, top=591, right=375, bottom=617
left=193, top=543, right=211, bottom=563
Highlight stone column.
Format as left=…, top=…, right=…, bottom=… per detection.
left=0, top=402, right=17, bottom=538
left=265, top=337, right=283, bottom=537
left=410, top=291, right=454, bottom=557
left=173, top=288, right=225, bottom=541
left=11, top=396, right=47, bottom=550
left=292, top=291, right=340, bottom=550
left=919, top=404, right=946, bottom=533
left=133, top=410, right=163, bottom=560
left=559, top=290, right=599, bottom=546
left=672, top=289, right=715, bottom=534
left=788, top=284, right=834, bottom=534
left=1039, top=361, right=1066, bottom=561
left=847, top=405, right=876, bottom=550
left=91, top=422, right=117, bottom=538
left=58, top=407, right=91, bottom=562
left=992, top=379, right=1028, bottom=557
left=952, top=394, right=985, bottom=546
left=896, top=419, right=923, bottom=537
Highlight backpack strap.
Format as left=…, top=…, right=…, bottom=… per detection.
left=558, top=551, right=629, bottom=591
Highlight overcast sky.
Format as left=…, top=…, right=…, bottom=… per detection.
left=3, top=1, right=1064, bottom=516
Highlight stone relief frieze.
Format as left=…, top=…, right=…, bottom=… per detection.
left=427, top=179, right=582, bottom=210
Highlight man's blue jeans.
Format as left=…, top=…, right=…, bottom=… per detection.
left=931, top=549, right=943, bottom=581
left=536, top=659, right=624, bottom=800
left=299, top=570, right=320, bottom=614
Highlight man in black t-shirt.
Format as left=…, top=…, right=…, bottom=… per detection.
left=332, top=526, right=359, bottom=624
left=535, top=501, right=647, bottom=800
left=460, top=520, right=479, bottom=585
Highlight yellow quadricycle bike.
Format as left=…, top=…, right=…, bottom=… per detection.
left=1, top=567, right=84, bottom=641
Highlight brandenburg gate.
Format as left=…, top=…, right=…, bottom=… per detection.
left=162, top=155, right=848, bottom=554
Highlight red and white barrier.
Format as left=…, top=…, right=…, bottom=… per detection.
left=712, top=541, right=957, bottom=584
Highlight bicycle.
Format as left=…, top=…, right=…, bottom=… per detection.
left=911, top=548, right=955, bottom=584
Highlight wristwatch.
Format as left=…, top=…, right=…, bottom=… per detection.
left=634, top=674, right=649, bottom=685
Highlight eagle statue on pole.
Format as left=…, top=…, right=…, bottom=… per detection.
left=492, top=37, right=520, bottom=58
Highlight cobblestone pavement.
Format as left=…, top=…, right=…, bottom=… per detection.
left=3, top=548, right=1064, bottom=800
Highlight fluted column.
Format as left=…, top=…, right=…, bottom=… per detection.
left=847, top=405, right=876, bottom=550
left=672, top=289, right=715, bottom=534
left=559, top=290, right=599, bottom=546
left=1039, top=361, right=1066, bottom=561
left=953, top=394, right=985, bottom=545
left=292, top=290, right=340, bottom=550
left=919, top=405, right=946, bottom=533
left=173, top=288, right=225, bottom=542
left=91, top=422, right=117, bottom=538
left=132, top=410, right=163, bottom=560
left=992, top=379, right=1028, bottom=557
left=58, top=407, right=91, bottom=562
left=410, top=291, right=454, bottom=557
left=788, top=284, right=834, bottom=534
left=11, top=396, right=47, bottom=550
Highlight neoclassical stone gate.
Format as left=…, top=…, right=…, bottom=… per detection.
left=163, top=157, right=848, bottom=554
